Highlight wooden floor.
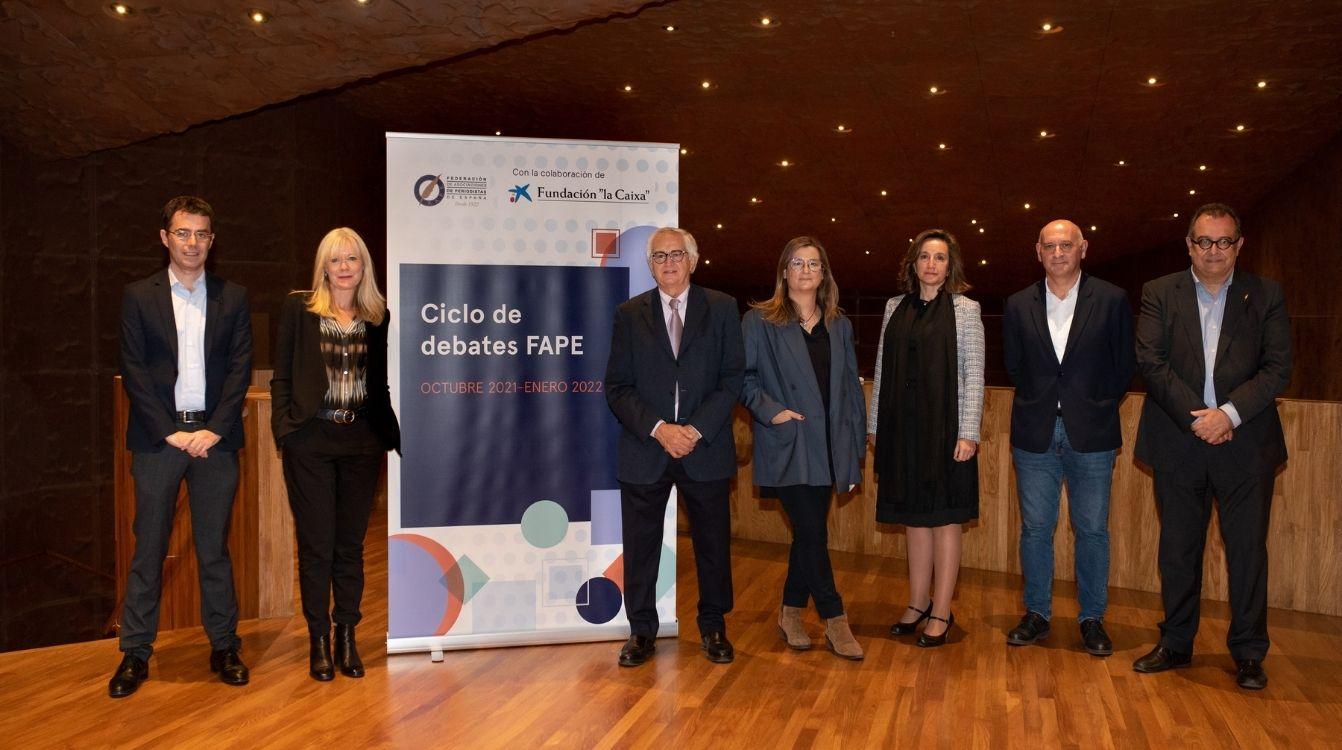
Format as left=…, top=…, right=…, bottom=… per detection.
left=3, top=519, right=1341, bottom=749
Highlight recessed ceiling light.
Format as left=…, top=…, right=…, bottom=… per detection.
left=929, top=85, right=939, bottom=94
left=623, top=84, right=632, bottom=92
left=1198, top=164, right=1207, bottom=171
left=880, top=189, right=888, bottom=196
left=979, top=259, right=988, bottom=266
left=705, top=259, right=711, bottom=265
left=938, top=142, right=947, bottom=150
left=1189, top=189, right=1196, bottom=195
left=1147, top=76, right=1158, bottom=85
left=1039, top=130, right=1050, bottom=137
left=248, top=9, right=267, bottom=23
left=355, top=0, right=370, bottom=4
left=1042, top=22, right=1053, bottom=31
left=970, top=218, right=977, bottom=225
left=978, top=227, right=985, bottom=234
left=1023, top=202, right=1031, bottom=209
left=760, top=16, right=772, bottom=26
left=111, top=3, right=131, bottom=15
left=835, top=124, right=850, bottom=133
left=865, top=250, right=870, bottom=255
left=494, top=130, right=502, bottom=136
left=779, top=159, right=791, bottom=167
left=715, top=222, right=723, bottom=229
left=831, top=217, right=837, bottom=222
left=1090, top=225, right=1098, bottom=231
left=1117, top=159, right=1126, bottom=166
left=680, top=147, right=688, bottom=155
left=749, top=197, right=760, bottom=204
left=1257, top=80, right=1268, bottom=89
left=1235, top=124, right=1247, bottom=132
left=1173, top=212, right=1180, bottom=218
left=664, top=24, right=676, bottom=32
left=700, top=80, right=712, bottom=89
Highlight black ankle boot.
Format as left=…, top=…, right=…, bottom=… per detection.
left=309, top=633, right=335, bottom=681
left=334, top=623, right=364, bottom=678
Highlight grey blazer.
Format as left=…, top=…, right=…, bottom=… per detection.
left=867, top=293, right=985, bottom=442
left=741, top=309, right=866, bottom=489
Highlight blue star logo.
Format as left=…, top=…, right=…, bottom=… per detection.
left=508, top=184, right=532, bottom=203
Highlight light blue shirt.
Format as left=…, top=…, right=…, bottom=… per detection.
left=1191, top=269, right=1242, bottom=428
left=168, top=269, right=208, bottom=412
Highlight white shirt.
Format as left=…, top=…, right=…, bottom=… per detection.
left=1044, top=275, right=1080, bottom=363
left=168, top=268, right=208, bottom=412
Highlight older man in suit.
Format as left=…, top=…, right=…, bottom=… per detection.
left=109, top=196, right=253, bottom=697
left=604, top=227, right=745, bottom=667
left=1131, top=203, right=1291, bottom=691
left=1003, top=220, right=1135, bottom=656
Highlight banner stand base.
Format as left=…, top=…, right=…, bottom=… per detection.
left=388, top=619, right=679, bottom=656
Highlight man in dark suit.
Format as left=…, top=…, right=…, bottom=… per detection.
left=604, top=227, right=745, bottom=667
left=1003, top=220, right=1135, bottom=656
left=1132, top=203, right=1291, bottom=691
left=109, top=196, right=253, bottom=697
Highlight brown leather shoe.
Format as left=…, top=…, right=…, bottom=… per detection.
left=778, top=605, right=812, bottom=650
left=824, top=614, right=864, bottom=661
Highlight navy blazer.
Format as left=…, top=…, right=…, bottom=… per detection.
left=269, top=292, right=400, bottom=452
left=740, top=309, right=865, bottom=489
left=1003, top=273, right=1135, bottom=453
left=604, top=284, right=745, bottom=484
left=120, top=269, right=253, bottom=452
left=1134, top=269, right=1291, bottom=475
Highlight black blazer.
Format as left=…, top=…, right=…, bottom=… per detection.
left=1134, top=269, right=1291, bottom=475
left=1003, top=273, right=1135, bottom=453
left=270, top=292, right=400, bottom=452
left=605, top=284, right=745, bottom=484
left=120, top=269, right=253, bottom=452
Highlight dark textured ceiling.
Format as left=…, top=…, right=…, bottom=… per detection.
left=5, top=0, right=1342, bottom=296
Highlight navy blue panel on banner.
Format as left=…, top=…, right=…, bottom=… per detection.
left=400, top=264, right=627, bottom=528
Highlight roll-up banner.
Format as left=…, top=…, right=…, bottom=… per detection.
left=385, top=133, right=679, bottom=653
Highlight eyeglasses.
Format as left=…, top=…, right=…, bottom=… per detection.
left=787, top=258, right=824, bottom=271
left=1190, top=236, right=1239, bottom=251
left=168, top=229, right=215, bottom=242
left=650, top=250, right=689, bottom=264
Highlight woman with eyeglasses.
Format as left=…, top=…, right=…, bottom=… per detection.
left=271, top=227, right=400, bottom=680
left=741, top=236, right=867, bottom=659
left=869, top=229, right=984, bottom=647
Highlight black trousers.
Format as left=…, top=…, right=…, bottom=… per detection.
left=777, top=484, right=844, bottom=618
left=1154, top=464, right=1275, bottom=660
left=620, top=459, right=733, bottom=638
left=121, top=422, right=241, bottom=660
left=281, top=418, right=385, bottom=636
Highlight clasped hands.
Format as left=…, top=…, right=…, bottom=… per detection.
left=165, top=429, right=221, bottom=458
left=654, top=423, right=700, bottom=459
left=1190, top=407, right=1234, bottom=445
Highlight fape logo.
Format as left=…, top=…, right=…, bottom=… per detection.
left=414, top=174, right=445, bottom=206
left=508, top=184, right=532, bottom=204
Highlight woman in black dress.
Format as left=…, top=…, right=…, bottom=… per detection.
left=271, top=227, right=400, bottom=680
left=867, top=229, right=985, bottom=647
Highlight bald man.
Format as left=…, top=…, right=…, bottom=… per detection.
left=1002, top=220, right=1134, bottom=656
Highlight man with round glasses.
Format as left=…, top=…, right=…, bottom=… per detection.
left=110, top=195, right=253, bottom=697
left=605, top=227, right=745, bottom=667
left=1132, top=203, right=1292, bottom=691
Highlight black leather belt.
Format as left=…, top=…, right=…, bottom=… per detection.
left=175, top=410, right=207, bottom=423
left=316, top=408, right=362, bottom=424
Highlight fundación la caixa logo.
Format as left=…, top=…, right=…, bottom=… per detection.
left=508, top=184, right=532, bottom=203
left=413, top=173, right=488, bottom=206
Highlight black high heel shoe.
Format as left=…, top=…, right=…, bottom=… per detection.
left=916, top=612, right=955, bottom=648
left=889, top=601, right=933, bottom=636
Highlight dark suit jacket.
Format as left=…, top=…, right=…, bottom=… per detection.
left=1134, top=269, right=1291, bottom=475
left=740, top=309, right=865, bottom=489
left=1003, top=273, right=1135, bottom=453
left=269, top=292, right=400, bottom=452
left=605, top=284, right=745, bottom=484
left=120, top=269, right=253, bottom=452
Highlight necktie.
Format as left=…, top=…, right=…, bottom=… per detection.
left=668, top=298, right=683, bottom=358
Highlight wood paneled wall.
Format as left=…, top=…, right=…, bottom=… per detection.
left=725, top=385, right=1342, bottom=616
left=112, top=382, right=292, bottom=631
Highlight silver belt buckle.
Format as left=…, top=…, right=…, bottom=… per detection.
left=334, top=409, right=356, bottom=424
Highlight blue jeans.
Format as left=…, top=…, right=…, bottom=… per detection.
left=1012, top=417, right=1116, bottom=622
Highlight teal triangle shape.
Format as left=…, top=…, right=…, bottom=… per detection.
left=455, top=555, right=490, bottom=604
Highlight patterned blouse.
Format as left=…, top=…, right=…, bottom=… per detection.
left=320, top=316, right=368, bottom=409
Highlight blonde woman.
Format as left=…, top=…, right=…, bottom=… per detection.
left=271, top=228, right=400, bottom=680
left=869, top=229, right=984, bottom=647
left=741, top=236, right=867, bottom=659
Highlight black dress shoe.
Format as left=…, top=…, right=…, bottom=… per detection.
left=700, top=631, right=735, bottom=664
left=1006, top=612, right=1050, bottom=646
left=618, top=635, right=656, bottom=667
left=1132, top=645, right=1191, bottom=673
left=1079, top=618, right=1113, bottom=656
left=309, top=634, right=335, bottom=681
left=209, top=647, right=250, bottom=686
left=107, top=654, right=149, bottom=698
left=889, top=601, right=932, bottom=636
left=334, top=623, right=365, bottom=678
left=916, top=613, right=955, bottom=648
left=1235, top=659, right=1267, bottom=690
